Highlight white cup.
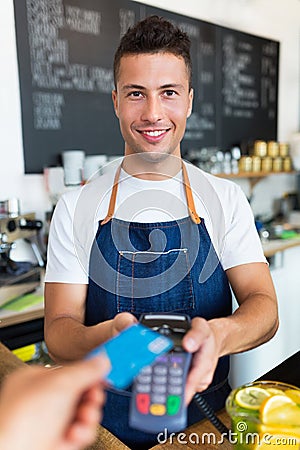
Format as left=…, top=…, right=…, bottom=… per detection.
left=8, top=198, right=20, bottom=217
left=62, top=150, right=85, bottom=185
left=83, top=155, right=107, bottom=181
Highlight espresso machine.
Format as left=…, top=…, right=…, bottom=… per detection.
left=0, top=213, right=45, bottom=307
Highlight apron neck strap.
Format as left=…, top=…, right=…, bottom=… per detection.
left=100, top=164, right=121, bottom=225
left=101, top=161, right=201, bottom=225
left=181, top=163, right=201, bottom=224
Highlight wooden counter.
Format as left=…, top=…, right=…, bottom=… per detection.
left=262, top=238, right=300, bottom=258
left=0, top=301, right=44, bottom=328
left=0, top=292, right=44, bottom=349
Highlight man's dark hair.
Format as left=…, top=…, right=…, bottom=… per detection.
left=113, top=15, right=192, bottom=89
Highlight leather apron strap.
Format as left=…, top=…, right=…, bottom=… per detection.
left=100, top=164, right=122, bottom=225
left=101, top=161, right=201, bottom=225
left=181, top=163, right=201, bottom=224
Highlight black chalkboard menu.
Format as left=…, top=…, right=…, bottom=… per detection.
left=13, top=0, right=279, bottom=173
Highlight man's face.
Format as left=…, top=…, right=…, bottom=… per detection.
left=112, top=53, right=193, bottom=161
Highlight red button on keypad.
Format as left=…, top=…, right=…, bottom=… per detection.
left=136, top=393, right=150, bottom=414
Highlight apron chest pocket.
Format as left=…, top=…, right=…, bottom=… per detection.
left=116, top=248, right=195, bottom=314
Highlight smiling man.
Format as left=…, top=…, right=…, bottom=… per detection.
left=44, top=16, right=278, bottom=450
left=112, top=53, right=193, bottom=161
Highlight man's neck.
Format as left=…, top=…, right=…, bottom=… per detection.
left=122, top=153, right=182, bottom=181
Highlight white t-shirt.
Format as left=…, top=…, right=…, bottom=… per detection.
left=45, top=161, right=266, bottom=284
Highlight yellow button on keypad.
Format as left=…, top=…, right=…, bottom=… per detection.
left=150, top=404, right=166, bottom=416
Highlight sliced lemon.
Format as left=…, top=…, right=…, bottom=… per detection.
left=260, top=394, right=300, bottom=425
left=267, top=387, right=285, bottom=395
left=285, top=389, right=300, bottom=405
left=265, top=404, right=300, bottom=426
left=235, top=386, right=271, bottom=410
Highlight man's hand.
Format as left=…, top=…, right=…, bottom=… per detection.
left=182, top=317, right=220, bottom=404
left=110, top=312, right=138, bottom=337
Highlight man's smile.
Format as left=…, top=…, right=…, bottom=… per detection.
left=136, top=128, right=171, bottom=142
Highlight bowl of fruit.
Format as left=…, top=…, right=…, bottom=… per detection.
left=226, top=380, right=300, bottom=449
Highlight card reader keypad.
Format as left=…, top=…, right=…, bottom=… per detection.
left=134, top=352, right=187, bottom=417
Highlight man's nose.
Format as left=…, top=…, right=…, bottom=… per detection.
left=141, top=95, right=163, bottom=123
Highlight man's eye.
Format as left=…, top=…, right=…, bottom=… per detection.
left=164, top=90, right=176, bottom=97
left=129, top=91, right=142, bottom=97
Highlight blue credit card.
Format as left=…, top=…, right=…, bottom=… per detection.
left=87, top=324, right=173, bottom=389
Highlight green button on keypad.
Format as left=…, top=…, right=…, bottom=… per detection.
left=167, top=395, right=181, bottom=415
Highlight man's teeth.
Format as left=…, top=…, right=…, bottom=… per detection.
left=143, top=130, right=165, bottom=137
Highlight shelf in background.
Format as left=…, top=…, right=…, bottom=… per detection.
left=214, top=170, right=297, bottom=193
left=215, top=170, right=296, bottom=179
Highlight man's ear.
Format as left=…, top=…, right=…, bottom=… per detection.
left=187, top=88, right=194, bottom=118
left=112, top=90, right=119, bottom=118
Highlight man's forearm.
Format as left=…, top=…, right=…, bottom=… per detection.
left=45, top=316, right=113, bottom=364
left=209, top=293, right=279, bottom=358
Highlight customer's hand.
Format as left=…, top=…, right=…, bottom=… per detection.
left=0, top=354, right=110, bottom=450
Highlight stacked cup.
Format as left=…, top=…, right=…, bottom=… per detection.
left=62, top=150, right=85, bottom=186
left=83, top=155, right=108, bottom=182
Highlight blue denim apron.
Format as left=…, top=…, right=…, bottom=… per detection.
left=85, top=163, right=232, bottom=449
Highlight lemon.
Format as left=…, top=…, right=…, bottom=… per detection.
left=267, top=388, right=285, bottom=395
left=261, top=394, right=294, bottom=413
left=264, top=404, right=300, bottom=426
left=260, top=394, right=300, bottom=426
left=235, top=386, right=271, bottom=410
left=285, top=389, right=300, bottom=405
